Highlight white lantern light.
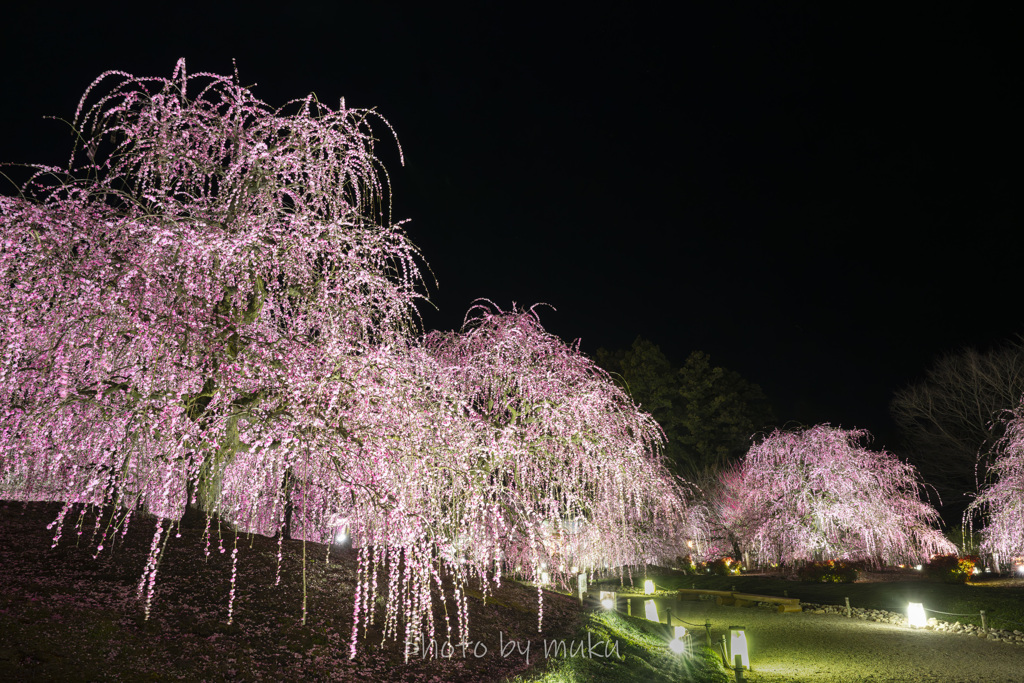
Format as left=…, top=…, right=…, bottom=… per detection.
left=669, top=626, right=689, bottom=655
left=644, top=579, right=655, bottom=595
left=907, top=602, right=926, bottom=628
left=599, top=590, right=615, bottom=610
left=540, top=571, right=550, bottom=585
left=644, top=599, right=659, bottom=622
left=729, top=626, right=749, bottom=669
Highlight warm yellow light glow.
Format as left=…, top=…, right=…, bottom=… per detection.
left=644, top=579, right=655, bottom=595
left=600, top=591, right=615, bottom=610
left=644, top=599, right=659, bottom=622
left=729, top=626, right=749, bottom=669
left=686, top=539, right=694, bottom=549
left=907, top=602, right=926, bottom=628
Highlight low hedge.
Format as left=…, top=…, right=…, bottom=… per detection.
left=797, top=560, right=860, bottom=583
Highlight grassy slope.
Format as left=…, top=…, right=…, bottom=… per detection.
left=505, top=610, right=728, bottom=683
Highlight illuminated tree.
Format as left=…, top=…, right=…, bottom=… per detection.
left=0, top=62, right=699, bottom=658
left=424, top=304, right=697, bottom=575
left=723, top=425, right=954, bottom=567
left=966, top=400, right=1024, bottom=559
left=0, top=60, right=434, bottom=640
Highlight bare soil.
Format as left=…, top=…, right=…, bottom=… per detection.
left=0, top=501, right=584, bottom=682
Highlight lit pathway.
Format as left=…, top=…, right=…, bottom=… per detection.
left=623, top=596, right=1024, bottom=682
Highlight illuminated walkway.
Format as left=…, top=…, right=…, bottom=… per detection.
left=633, top=596, right=1024, bottom=682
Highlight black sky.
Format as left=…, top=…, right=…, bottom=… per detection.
left=1, top=3, right=1020, bottom=450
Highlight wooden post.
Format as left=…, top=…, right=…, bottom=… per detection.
left=733, top=655, right=749, bottom=679
left=626, top=598, right=631, bottom=617
left=734, top=654, right=746, bottom=681
left=981, top=610, right=987, bottom=632
left=845, top=597, right=851, bottom=618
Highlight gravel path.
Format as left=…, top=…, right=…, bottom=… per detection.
left=659, top=598, right=1024, bottom=682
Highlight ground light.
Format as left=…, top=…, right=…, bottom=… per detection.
left=729, top=626, right=749, bottom=669
left=644, top=579, right=655, bottom=595
left=600, top=591, right=615, bottom=610
left=645, top=599, right=659, bottom=622
left=907, top=602, right=927, bottom=628
left=669, top=626, right=689, bottom=655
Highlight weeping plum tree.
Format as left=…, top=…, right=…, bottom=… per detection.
left=424, top=304, right=698, bottom=575
left=0, top=59, right=423, bottom=515
left=966, top=399, right=1024, bottom=559
left=0, top=62, right=698, bottom=658
left=0, top=58, right=432, bottom=634
left=720, top=425, right=954, bottom=567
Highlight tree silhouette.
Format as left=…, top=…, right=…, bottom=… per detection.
left=891, top=338, right=1024, bottom=520
left=596, top=339, right=773, bottom=478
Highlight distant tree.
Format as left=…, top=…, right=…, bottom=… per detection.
left=722, top=425, right=954, bottom=567
left=595, top=339, right=773, bottom=479
left=676, top=351, right=774, bottom=477
left=891, top=339, right=1024, bottom=518
left=966, top=399, right=1024, bottom=560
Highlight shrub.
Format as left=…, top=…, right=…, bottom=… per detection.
left=926, top=554, right=978, bottom=584
left=797, top=560, right=860, bottom=583
left=704, top=556, right=743, bottom=576
left=675, top=555, right=697, bottom=574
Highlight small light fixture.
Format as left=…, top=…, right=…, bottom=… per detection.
left=728, top=626, right=749, bottom=669
left=914, top=564, right=922, bottom=571
left=645, top=599, right=659, bottom=622
left=600, top=590, right=615, bottom=610
left=540, top=571, right=550, bottom=585
left=907, top=602, right=926, bottom=628
left=644, top=579, right=655, bottom=595
left=669, top=626, right=688, bottom=655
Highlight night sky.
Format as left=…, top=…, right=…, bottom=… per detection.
left=2, top=4, right=1020, bottom=450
